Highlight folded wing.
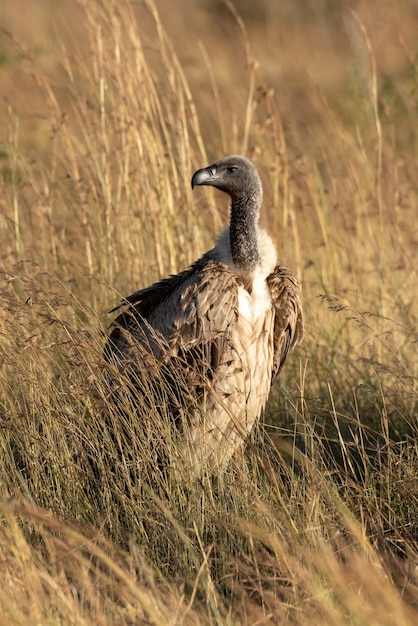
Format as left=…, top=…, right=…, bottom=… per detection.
left=105, top=258, right=239, bottom=389
left=267, top=266, right=304, bottom=384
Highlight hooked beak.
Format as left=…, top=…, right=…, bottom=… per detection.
left=191, top=164, right=217, bottom=189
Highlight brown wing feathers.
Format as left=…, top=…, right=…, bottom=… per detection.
left=267, top=266, right=303, bottom=384
left=106, top=259, right=239, bottom=377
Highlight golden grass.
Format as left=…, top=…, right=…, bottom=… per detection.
left=0, top=0, right=417, bottom=623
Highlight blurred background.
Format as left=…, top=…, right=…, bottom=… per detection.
left=1, top=0, right=418, bottom=156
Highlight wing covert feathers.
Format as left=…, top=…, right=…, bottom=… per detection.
left=107, top=258, right=239, bottom=376
left=267, top=265, right=304, bottom=384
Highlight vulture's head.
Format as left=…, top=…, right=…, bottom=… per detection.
left=191, top=155, right=262, bottom=201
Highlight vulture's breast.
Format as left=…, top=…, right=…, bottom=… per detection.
left=232, top=270, right=275, bottom=420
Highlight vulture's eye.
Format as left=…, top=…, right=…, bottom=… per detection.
left=226, top=166, right=238, bottom=174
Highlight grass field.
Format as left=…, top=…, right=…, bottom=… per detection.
left=0, top=0, right=417, bottom=623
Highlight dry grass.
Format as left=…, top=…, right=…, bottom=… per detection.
left=0, top=0, right=417, bottom=623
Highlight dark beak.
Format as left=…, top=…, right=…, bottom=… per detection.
left=191, top=165, right=217, bottom=189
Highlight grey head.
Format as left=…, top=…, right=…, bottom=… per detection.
left=191, top=155, right=263, bottom=272
left=191, top=155, right=262, bottom=202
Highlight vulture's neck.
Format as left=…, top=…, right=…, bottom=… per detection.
left=229, top=194, right=261, bottom=273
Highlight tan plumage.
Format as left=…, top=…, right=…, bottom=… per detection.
left=104, top=156, right=303, bottom=476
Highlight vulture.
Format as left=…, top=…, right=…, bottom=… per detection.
left=104, top=155, right=303, bottom=477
